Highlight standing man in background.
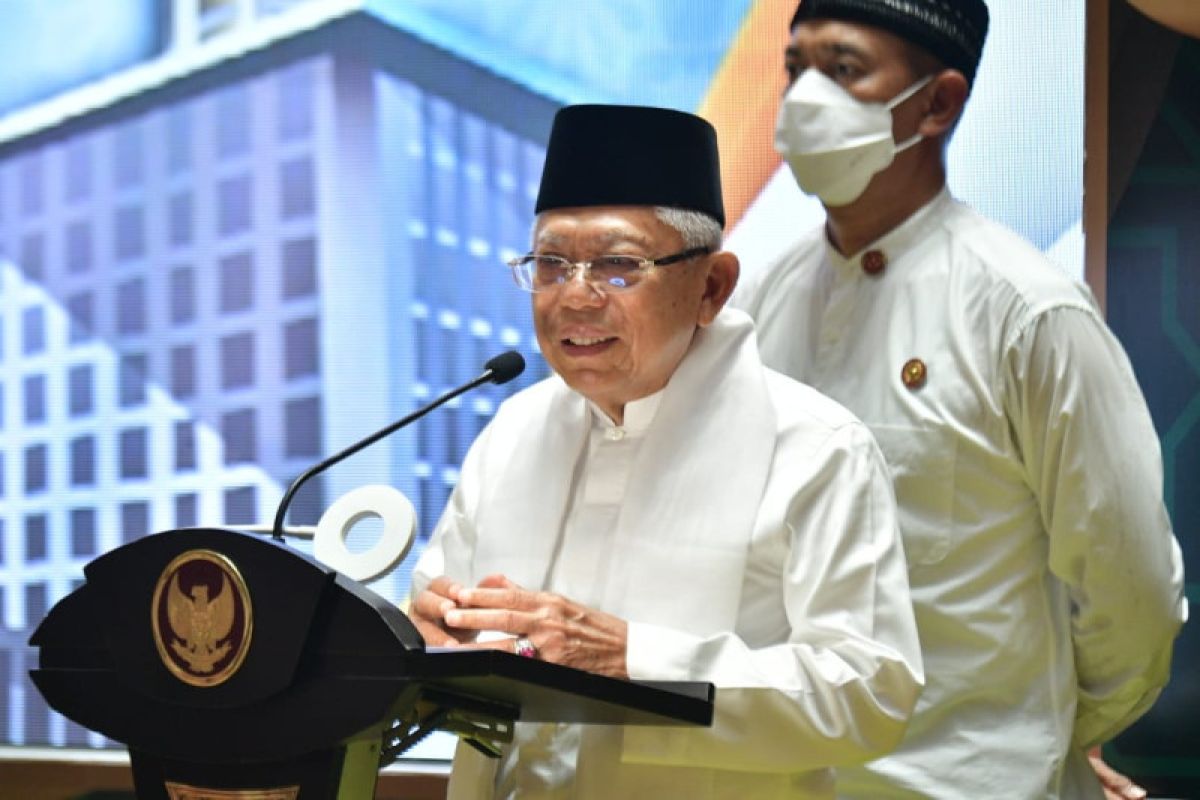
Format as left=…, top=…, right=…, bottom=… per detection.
left=735, top=1, right=1187, bottom=797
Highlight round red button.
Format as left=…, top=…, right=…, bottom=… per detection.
left=862, top=250, right=887, bottom=275
left=901, top=358, right=927, bottom=389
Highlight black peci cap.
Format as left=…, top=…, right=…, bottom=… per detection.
left=534, top=104, right=725, bottom=228
left=791, top=0, right=990, bottom=85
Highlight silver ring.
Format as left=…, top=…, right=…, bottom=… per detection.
left=514, top=636, right=538, bottom=659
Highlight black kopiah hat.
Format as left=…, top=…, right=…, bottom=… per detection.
left=534, top=104, right=725, bottom=228
left=791, top=0, right=990, bottom=84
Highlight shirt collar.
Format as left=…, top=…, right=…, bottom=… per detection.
left=588, top=389, right=664, bottom=436
left=825, top=187, right=953, bottom=275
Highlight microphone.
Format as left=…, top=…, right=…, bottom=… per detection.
left=270, top=351, right=526, bottom=541
left=480, top=350, right=525, bottom=385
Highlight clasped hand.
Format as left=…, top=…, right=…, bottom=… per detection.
left=410, top=574, right=630, bottom=679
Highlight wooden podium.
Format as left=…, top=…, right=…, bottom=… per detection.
left=30, top=528, right=713, bottom=799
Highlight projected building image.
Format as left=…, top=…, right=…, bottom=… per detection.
left=0, top=7, right=552, bottom=749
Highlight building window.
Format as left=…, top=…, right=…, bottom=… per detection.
left=175, top=493, right=199, bottom=528
left=170, top=345, right=196, bottom=398
left=25, top=584, right=49, bottom=632
left=116, top=277, right=147, bottom=335
left=215, top=85, right=252, bottom=158
left=65, top=220, right=93, bottom=273
left=284, top=396, right=321, bottom=458
left=24, top=443, right=48, bottom=494
left=167, top=192, right=193, bottom=248
left=419, top=478, right=450, bottom=542
left=279, top=156, right=315, bottom=219
left=283, top=317, right=318, bottom=379
left=221, top=409, right=257, bottom=464
left=23, top=374, right=46, bottom=424
left=19, top=153, right=44, bottom=216
left=21, top=233, right=45, bottom=280
left=24, top=514, right=48, bottom=561
left=70, top=435, right=96, bottom=486
left=22, top=306, right=46, bottom=355
left=220, top=331, right=255, bottom=390
left=277, top=61, right=315, bottom=141
left=119, top=353, right=148, bottom=407
left=223, top=485, right=258, bottom=525
left=119, top=427, right=149, bottom=479
left=120, top=501, right=150, bottom=544
left=285, top=473, right=324, bottom=526
left=114, top=205, right=146, bottom=261
left=68, top=364, right=94, bottom=417
left=70, top=508, right=97, bottom=557
left=219, top=251, right=254, bottom=314
left=169, top=266, right=196, bottom=325
left=67, top=292, right=94, bottom=343
left=113, top=121, right=145, bottom=188
left=64, top=137, right=93, bottom=203
left=217, top=174, right=252, bottom=236
left=281, top=237, right=317, bottom=299
left=174, top=420, right=197, bottom=472
left=166, top=104, right=193, bottom=174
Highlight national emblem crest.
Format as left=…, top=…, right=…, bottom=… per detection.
left=152, top=549, right=253, bottom=687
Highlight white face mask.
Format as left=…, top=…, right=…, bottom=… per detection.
left=774, top=69, right=933, bottom=206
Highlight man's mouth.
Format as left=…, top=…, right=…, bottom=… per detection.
left=564, top=335, right=615, bottom=346
left=560, top=335, right=618, bottom=354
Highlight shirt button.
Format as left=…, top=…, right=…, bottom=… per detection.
left=605, top=427, right=626, bottom=442
left=861, top=250, right=887, bottom=275
left=901, top=358, right=927, bottom=389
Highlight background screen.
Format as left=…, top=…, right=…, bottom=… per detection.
left=0, top=0, right=1083, bottom=755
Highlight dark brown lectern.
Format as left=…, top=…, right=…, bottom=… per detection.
left=30, top=528, right=713, bottom=800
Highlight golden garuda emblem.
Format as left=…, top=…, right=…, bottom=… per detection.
left=152, top=549, right=253, bottom=687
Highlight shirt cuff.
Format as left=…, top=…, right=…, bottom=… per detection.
left=626, top=621, right=705, bottom=681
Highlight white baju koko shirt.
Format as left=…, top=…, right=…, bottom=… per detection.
left=413, top=309, right=923, bottom=799
left=735, top=189, right=1187, bottom=799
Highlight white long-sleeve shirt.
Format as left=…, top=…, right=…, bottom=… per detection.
left=413, top=310, right=923, bottom=799
left=735, top=189, right=1187, bottom=798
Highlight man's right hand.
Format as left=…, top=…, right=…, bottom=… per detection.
left=409, top=575, right=474, bottom=646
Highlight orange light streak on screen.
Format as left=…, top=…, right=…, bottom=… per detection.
left=697, top=0, right=796, bottom=231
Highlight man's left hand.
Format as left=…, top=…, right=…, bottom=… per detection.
left=1088, top=746, right=1148, bottom=800
left=442, top=574, right=629, bottom=679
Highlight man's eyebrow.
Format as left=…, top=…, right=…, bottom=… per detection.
left=785, top=41, right=870, bottom=61
left=534, top=231, right=569, bottom=249
left=829, top=41, right=869, bottom=59
left=533, top=229, right=655, bottom=251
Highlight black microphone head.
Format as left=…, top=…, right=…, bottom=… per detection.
left=484, top=351, right=525, bottom=385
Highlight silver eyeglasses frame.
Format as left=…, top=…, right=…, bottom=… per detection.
left=506, top=246, right=712, bottom=293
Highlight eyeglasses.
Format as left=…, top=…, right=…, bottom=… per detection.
left=507, top=247, right=712, bottom=293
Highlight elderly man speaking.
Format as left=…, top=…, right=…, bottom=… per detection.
left=410, top=104, right=922, bottom=799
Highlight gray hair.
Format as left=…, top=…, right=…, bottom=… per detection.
left=530, top=206, right=724, bottom=250
left=654, top=207, right=723, bottom=250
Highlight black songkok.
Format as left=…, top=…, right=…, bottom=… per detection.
left=791, top=0, right=990, bottom=84
left=534, top=104, right=725, bottom=228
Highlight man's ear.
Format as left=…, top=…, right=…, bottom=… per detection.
left=697, top=250, right=740, bottom=327
left=918, top=69, right=969, bottom=139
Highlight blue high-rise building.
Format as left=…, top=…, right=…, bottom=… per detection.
left=0, top=0, right=555, bottom=749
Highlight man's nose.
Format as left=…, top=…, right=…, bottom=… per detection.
left=557, top=268, right=606, bottom=307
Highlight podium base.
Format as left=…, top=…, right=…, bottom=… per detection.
left=130, top=738, right=380, bottom=800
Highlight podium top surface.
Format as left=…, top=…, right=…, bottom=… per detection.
left=406, top=648, right=713, bottom=727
